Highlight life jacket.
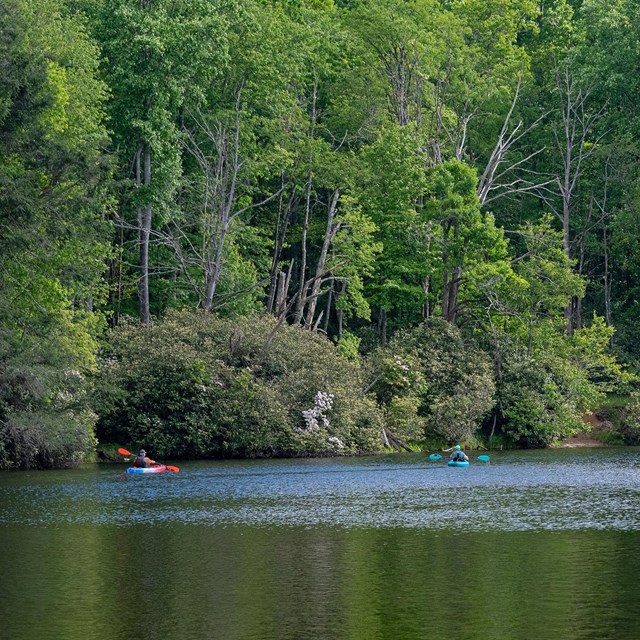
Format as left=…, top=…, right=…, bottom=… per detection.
left=452, top=451, right=465, bottom=461
left=133, top=454, right=149, bottom=468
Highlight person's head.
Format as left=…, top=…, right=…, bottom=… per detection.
left=139, top=449, right=146, bottom=456
left=454, top=445, right=461, bottom=451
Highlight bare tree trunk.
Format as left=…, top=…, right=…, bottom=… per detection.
left=107, top=220, right=125, bottom=327
left=267, top=184, right=296, bottom=314
left=274, top=260, right=295, bottom=319
left=552, top=68, right=605, bottom=335
left=304, top=190, right=340, bottom=329
left=137, top=142, right=152, bottom=326
left=598, top=162, right=613, bottom=345
left=422, top=274, right=431, bottom=320
left=603, top=221, right=611, bottom=327
left=293, top=72, right=318, bottom=325
left=294, top=168, right=313, bottom=325
left=323, top=279, right=334, bottom=333
left=422, top=225, right=432, bottom=319
left=382, top=428, right=412, bottom=452
left=374, top=41, right=418, bottom=127
left=335, top=281, right=345, bottom=339
left=202, top=92, right=243, bottom=311
left=574, top=214, right=588, bottom=331
left=489, top=412, right=498, bottom=445
left=477, top=77, right=549, bottom=205
left=170, top=86, right=281, bottom=312
left=428, top=52, right=452, bottom=164
left=378, top=308, right=387, bottom=346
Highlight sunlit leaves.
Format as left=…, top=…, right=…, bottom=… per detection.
left=0, top=0, right=111, bottom=469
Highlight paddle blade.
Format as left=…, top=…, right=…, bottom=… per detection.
left=477, top=455, right=490, bottom=462
left=166, top=465, right=180, bottom=473
left=117, top=447, right=132, bottom=457
left=429, top=453, right=442, bottom=461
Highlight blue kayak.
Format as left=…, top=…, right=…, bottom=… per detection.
left=448, top=460, right=470, bottom=467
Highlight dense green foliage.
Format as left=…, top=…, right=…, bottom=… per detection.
left=2, top=0, right=639, bottom=468
left=95, top=311, right=383, bottom=457
left=0, top=0, right=110, bottom=469
left=366, top=319, right=495, bottom=444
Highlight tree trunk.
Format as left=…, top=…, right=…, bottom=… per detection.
left=440, top=220, right=461, bottom=324
left=422, top=226, right=431, bottom=319
left=294, top=169, right=313, bottom=325
left=107, top=222, right=124, bottom=327
left=562, top=184, right=573, bottom=334
left=336, top=281, right=345, bottom=339
left=267, top=185, right=295, bottom=314
left=274, top=259, right=295, bottom=319
left=293, top=73, right=318, bottom=325
left=304, top=190, right=340, bottom=329
left=442, top=265, right=461, bottom=323
left=137, top=142, right=152, bottom=326
left=382, top=428, right=412, bottom=452
left=553, top=69, right=604, bottom=335
left=378, top=308, right=387, bottom=346
left=323, top=280, right=334, bottom=333
left=603, top=222, right=611, bottom=327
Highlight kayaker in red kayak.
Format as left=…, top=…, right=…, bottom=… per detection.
left=132, top=449, right=156, bottom=468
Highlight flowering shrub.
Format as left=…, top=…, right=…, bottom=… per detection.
left=366, top=318, right=495, bottom=443
left=300, top=392, right=347, bottom=452
left=302, top=392, right=335, bottom=431
left=95, top=311, right=383, bottom=458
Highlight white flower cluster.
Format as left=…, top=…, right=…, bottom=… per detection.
left=392, top=356, right=412, bottom=386
left=302, top=391, right=334, bottom=432
left=327, top=436, right=345, bottom=449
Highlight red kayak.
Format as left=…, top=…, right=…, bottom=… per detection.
left=126, top=464, right=167, bottom=475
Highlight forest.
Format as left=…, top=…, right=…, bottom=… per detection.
left=3, top=0, right=640, bottom=469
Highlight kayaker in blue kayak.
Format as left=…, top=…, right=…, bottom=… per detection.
left=133, top=449, right=156, bottom=468
left=448, top=445, right=469, bottom=463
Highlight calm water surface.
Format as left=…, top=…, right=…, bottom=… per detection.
left=1, top=448, right=640, bottom=639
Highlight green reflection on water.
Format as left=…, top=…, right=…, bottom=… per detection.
left=1, top=524, right=639, bottom=640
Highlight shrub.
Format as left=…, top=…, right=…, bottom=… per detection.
left=491, top=320, right=629, bottom=447
left=366, top=318, right=495, bottom=443
left=617, top=390, right=640, bottom=445
left=0, top=315, right=101, bottom=470
left=94, top=310, right=384, bottom=458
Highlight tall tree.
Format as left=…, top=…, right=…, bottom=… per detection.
left=0, top=0, right=111, bottom=468
left=81, top=0, right=231, bottom=324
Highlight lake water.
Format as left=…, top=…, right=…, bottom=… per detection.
left=1, top=448, right=640, bottom=639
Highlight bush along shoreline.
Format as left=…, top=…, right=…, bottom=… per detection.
left=93, top=311, right=385, bottom=460
left=88, top=310, right=630, bottom=464
left=3, top=308, right=634, bottom=470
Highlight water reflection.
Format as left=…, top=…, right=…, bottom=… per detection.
left=2, top=449, right=640, bottom=640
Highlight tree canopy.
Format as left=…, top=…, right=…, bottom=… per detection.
left=1, top=0, right=638, bottom=468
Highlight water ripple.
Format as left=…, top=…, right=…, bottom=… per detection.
left=2, top=449, right=640, bottom=531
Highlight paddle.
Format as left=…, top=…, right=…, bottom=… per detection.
left=428, top=453, right=443, bottom=461
left=477, top=455, right=490, bottom=462
left=117, top=448, right=180, bottom=473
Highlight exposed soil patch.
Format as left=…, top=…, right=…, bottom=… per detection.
left=559, top=412, right=611, bottom=448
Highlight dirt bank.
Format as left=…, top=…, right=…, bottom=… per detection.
left=559, top=412, right=610, bottom=448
